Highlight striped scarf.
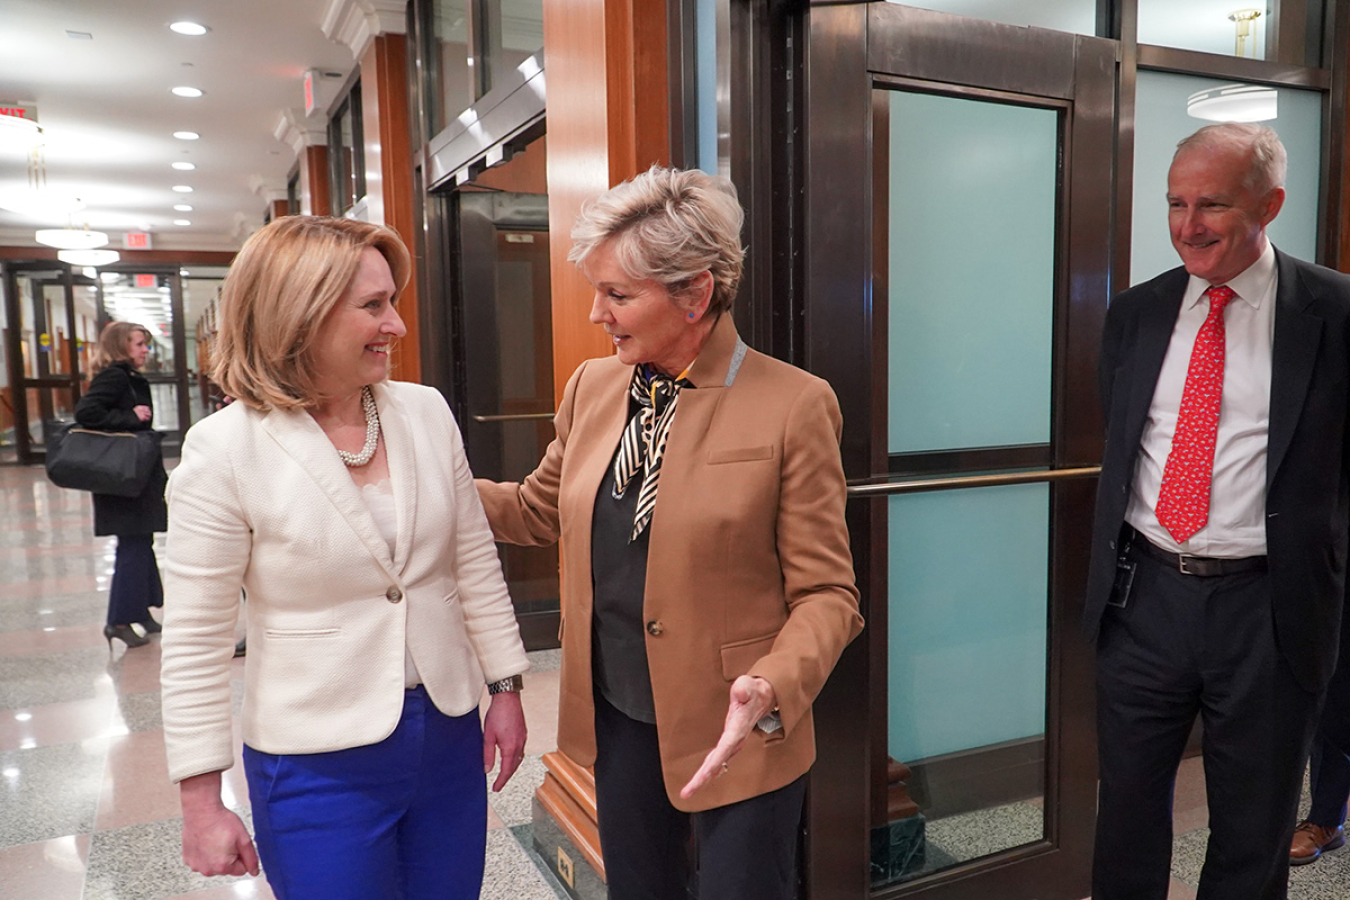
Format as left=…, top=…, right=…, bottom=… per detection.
left=612, top=364, right=692, bottom=541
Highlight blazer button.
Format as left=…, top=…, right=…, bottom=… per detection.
left=386, top=586, right=404, bottom=604
left=646, top=620, right=664, bottom=636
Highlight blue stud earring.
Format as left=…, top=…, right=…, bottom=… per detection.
left=688, top=312, right=696, bottom=319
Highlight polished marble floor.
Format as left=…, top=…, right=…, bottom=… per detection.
left=0, top=464, right=565, bottom=900
left=6, top=461, right=1350, bottom=900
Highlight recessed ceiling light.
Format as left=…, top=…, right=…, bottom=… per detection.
left=173, top=131, right=199, bottom=140
left=173, top=204, right=193, bottom=212
left=174, top=219, right=191, bottom=226
left=172, top=162, right=196, bottom=171
left=169, top=22, right=209, bottom=36
left=171, top=86, right=203, bottom=98
left=172, top=185, right=193, bottom=193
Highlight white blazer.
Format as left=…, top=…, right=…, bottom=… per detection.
left=160, top=380, right=528, bottom=784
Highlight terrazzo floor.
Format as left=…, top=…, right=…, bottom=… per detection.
left=6, top=461, right=1350, bottom=900
left=0, top=463, right=567, bottom=900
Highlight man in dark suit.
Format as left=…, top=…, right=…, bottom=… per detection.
left=1085, top=122, right=1350, bottom=899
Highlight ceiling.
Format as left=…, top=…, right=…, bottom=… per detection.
left=0, top=0, right=362, bottom=253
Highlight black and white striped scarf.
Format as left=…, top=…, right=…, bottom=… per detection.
left=611, top=364, right=692, bottom=541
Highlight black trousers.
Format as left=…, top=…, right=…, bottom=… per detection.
left=592, top=692, right=806, bottom=900
left=1092, top=546, right=1321, bottom=900
left=1307, top=619, right=1350, bottom=827
left=107, top=534, right=163, bottom=627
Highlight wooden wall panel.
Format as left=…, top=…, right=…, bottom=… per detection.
left=302, top=145, right=332, bottom=217
left=472, top=134, right=549, bottom=194
left=540, top=0, right=672, bottom=406
left=0, top=247, right=236, bottom=265
left=362, top=34, right=423, bottom=384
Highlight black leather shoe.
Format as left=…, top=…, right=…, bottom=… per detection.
left=139, top=617, right=162, bottom=634
left=104, top=624, right=150, bottom=650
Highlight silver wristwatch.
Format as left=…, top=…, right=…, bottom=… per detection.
left=487, top=674, right=524, bottom=694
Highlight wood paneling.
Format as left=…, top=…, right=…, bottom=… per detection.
left=362, top=34, right=423, bottom=384
left=269, top=199, right=289, bottom=222
left=302, top=145, right=332, bottom=217
left=540, top=0, right=672, bottom=406
left=471, top=134, right=549, bottom=194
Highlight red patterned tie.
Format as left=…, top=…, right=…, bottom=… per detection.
left=1155, top=285, right=1236, bottom=543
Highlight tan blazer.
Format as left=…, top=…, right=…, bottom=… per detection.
left=478, top=316, right=862, bottom=811
left=161, top=381, right=528, bottom=784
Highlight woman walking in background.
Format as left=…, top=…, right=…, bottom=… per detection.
left=75, top=321, right=167, bottom=650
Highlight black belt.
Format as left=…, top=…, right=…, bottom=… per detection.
left=1127, top=529, right=1267, bottom=577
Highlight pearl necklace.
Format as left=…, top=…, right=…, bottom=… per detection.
left=337, top=386, right=381, bottom=467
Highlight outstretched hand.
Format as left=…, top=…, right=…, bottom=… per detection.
left=679, top=675, right=777, bottom=799
left=483, top=689, right=527, bottom=792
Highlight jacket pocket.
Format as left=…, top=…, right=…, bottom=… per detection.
left=720, top=632, right=778, bottom=681
left=262, top=627, right=340, bottom=639
left=708, top=446, right=774, bottom=465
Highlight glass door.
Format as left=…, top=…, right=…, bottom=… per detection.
left=96, top=266, right=191, bottom=448
left=800, top=5, right=1113, bottom=899
left=1, top=262, right=83, bottom=464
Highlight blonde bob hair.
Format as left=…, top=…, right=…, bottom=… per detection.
left=212, top=216, right=411, bottom=411
left=568, top=165, right=745, bottom=316
left=89, top=321, right=152, bottom=375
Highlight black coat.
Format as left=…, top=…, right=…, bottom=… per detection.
left=1084, top=249, right=1350, bottom=693
left=74, top=361, right=168, bottom=536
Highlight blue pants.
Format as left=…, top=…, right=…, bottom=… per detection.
left=242, top=687, right=487, bottom=900
left=107, top=534, right=162, bottom=627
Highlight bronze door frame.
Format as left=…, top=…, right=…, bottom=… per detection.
left=800, top=6, right=1114, bottom=898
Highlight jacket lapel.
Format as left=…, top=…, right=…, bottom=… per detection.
left=1124, top=270, right=1187, bottom=449
left=260, top=404, right=397, bottom=573
left=373, top=383, right=417, bottom=571
left=1267, top=249, right=1322, bottom=486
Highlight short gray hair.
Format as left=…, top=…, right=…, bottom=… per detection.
left=568, top=166, right=746, bottom=316
left=1175, top=122, right=1287, bottom=195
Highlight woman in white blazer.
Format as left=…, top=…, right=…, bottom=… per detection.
left=160, top=216, right=529, bottom=900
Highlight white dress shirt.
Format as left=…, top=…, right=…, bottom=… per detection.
left=1125, top=241, right=1277, bottom=558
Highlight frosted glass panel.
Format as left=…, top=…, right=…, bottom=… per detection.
left=1131, top=71, right=1323, bottom=286
left=888, top=485, right=1049, bottom=760
left=885, top=0, right=1097, bottom=35
left=888, top=91, right=1057, bottom=453
left=882, top=484, right=1048, bottom=881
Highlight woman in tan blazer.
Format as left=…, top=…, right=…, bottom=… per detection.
left=477, top=167, right=863, bottom=900
left=160, top=217, right=529, bottom=900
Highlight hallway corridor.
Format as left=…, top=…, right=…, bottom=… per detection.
left=0, top=464, right=566, bottom=900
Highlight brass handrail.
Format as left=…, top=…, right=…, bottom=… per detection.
left=471, top=412, right=556, bottom=423
left=846, top=466, right=1102, bottom=497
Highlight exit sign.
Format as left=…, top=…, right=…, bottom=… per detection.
left=135, top=274, right=156, bottom=289
left=124, top=232, right=152, bottom=250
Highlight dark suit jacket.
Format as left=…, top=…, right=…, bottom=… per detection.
left=1084, top=249, right=1350, bottom=693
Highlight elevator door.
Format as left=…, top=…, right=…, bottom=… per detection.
left=456, top=190, right=560, bottom=649
left=801, top=6, right=1113, bottom=899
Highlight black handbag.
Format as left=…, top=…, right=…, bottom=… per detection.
left=45, top=422, right=163, bottom=497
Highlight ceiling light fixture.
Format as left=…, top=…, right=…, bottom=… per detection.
left=35, top=227, right=110, bottom=250
left=1187, top=83, right=1278, bottom=123
left=0, top=191, right=84, bottom=218
left=1230, top=9, right=1262, bottom=58
left=173, top=219, right=191, bottom=226
left=173, top=204, right=193, bottom=211
left=0, top=114, right=43, bottom=152
left=173, top=131, right=199, bottom=140
left=169, top=22, right=210, bottom=36
left=172, top=162, right=196, bottom=170
left=58, top=249, right=120, bottom=266
left=171, top=86, right=204, bottom=98
left=172, top=185, right=193, bottom=193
